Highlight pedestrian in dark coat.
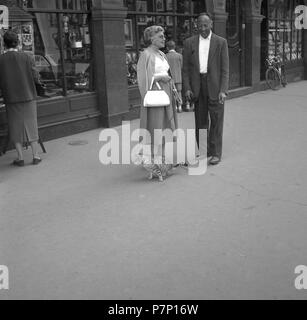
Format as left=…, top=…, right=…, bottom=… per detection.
left=0, top=30, right=42, bottom=166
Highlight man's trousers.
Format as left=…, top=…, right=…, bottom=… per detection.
left=194, top=74, right=225, bottom=159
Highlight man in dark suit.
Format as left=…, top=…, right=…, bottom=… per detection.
left=183, top=13, right=229, bottom=165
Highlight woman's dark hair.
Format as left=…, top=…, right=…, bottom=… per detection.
left=3, top=30, right=19, bottom=49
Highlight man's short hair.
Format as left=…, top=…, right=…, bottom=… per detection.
left=198, top=12, right=213, bottom=21
left=3, top=30, right=19, bottom=49
left=166, top=40, right=176, bottom=50
left=143, top=25, right=165, bottom=47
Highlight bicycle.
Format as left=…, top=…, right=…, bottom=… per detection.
left=265, top=56, right=287, bottom=90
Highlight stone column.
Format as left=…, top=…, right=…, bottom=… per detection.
left=212, top=11, right=228, bottom=38
left=206, top=0, right=228, bottom=38
left=91, top=0, right=129, bottom=127
left=245, top=14, right=264, bottom=86
left=243, top=1, right=264, bottom=87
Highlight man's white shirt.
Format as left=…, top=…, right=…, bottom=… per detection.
left=199, top=31, right=212, bottom=74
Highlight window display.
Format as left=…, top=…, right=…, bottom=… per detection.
left=24, top=0, right=93, bottom=98
left=124, top=0, right=204, bottom=87
left=267, top=0, right=303, bottom=62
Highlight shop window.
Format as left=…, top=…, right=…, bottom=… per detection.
left=22, top=0, right=93, bottom=98
left=267, top=0, right=303, bottom=63
left=226, top=0, right=240, bottom=40
left=124, top=0, right=205, bottom=87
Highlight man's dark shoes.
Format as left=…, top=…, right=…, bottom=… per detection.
left=12, top=159, right=25, bottom=167
left=33, top=157, right=42, bottom=165
left=209, top=156, right=221, bottom=166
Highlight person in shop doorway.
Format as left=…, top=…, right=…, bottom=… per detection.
left=166, top=40, right=183, bottom=113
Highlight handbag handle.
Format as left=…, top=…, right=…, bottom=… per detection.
left=149, top=77, right=162, bottom=90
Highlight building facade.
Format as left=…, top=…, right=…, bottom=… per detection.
left=0, top=0, right=306, bottom=141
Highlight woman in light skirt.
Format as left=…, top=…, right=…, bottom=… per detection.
left=136, top=26, right=178, bottom=179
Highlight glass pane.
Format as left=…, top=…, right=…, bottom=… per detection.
left=176, top=16, right=193, bottom=50
left=297, top=30, right=302, bottom=59
left=177, top=0, right=191, bottom=14
left=268, top=19, right=276, bottom=32
left=136, top=1, right=148, bottom=12
left=268, top=27, right=277, bottom=59
left=126, top=50, right=138, bottom=86
left=124, top=0, right=136, bottom=11
left=165, top=0, right=175, bottom=12
left=192, top=0, right=206, bottom=15
left=61, top=13, right=93, bottom=95
left=165, top=16, right=175, bottom=41
left=268, top=1, right=277, bottom=19
left=291, top=24, right=298, bottom=60
left=283, top=30, right=291, bottom=61
left=285, top=1, right=292, bottom=19
left=138, top=22, right=147, bottom=48
left=227, top=0, right=238, bottom=39
left=155, top=0, right=166, bottom=12
left=31, top=13, right=64, bottom=96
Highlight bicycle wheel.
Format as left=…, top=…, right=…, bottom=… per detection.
left=266, top=67, right=282, bottom=90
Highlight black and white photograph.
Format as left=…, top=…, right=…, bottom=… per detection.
left=1, top=0, right=307, bottom=305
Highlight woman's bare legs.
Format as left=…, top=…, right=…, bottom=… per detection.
left=15, top=142, right=23, bottom=160
left=30, top=141, right=40, bottom=159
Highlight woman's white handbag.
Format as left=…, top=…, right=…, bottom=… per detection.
left=143, top=77, right=171, bottom=107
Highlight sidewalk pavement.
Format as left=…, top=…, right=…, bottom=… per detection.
left=0, top=82, right=307, bottom=300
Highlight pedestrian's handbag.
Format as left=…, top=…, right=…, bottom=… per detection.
left=143, top=77, right=170, bottom=107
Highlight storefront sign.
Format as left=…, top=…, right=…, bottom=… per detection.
left=0, top=6, right=9, bottom=29
left=295, top=5, right=307, bottom=29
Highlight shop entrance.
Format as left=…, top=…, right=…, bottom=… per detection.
left=226, top=0, right=245, bottom=89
